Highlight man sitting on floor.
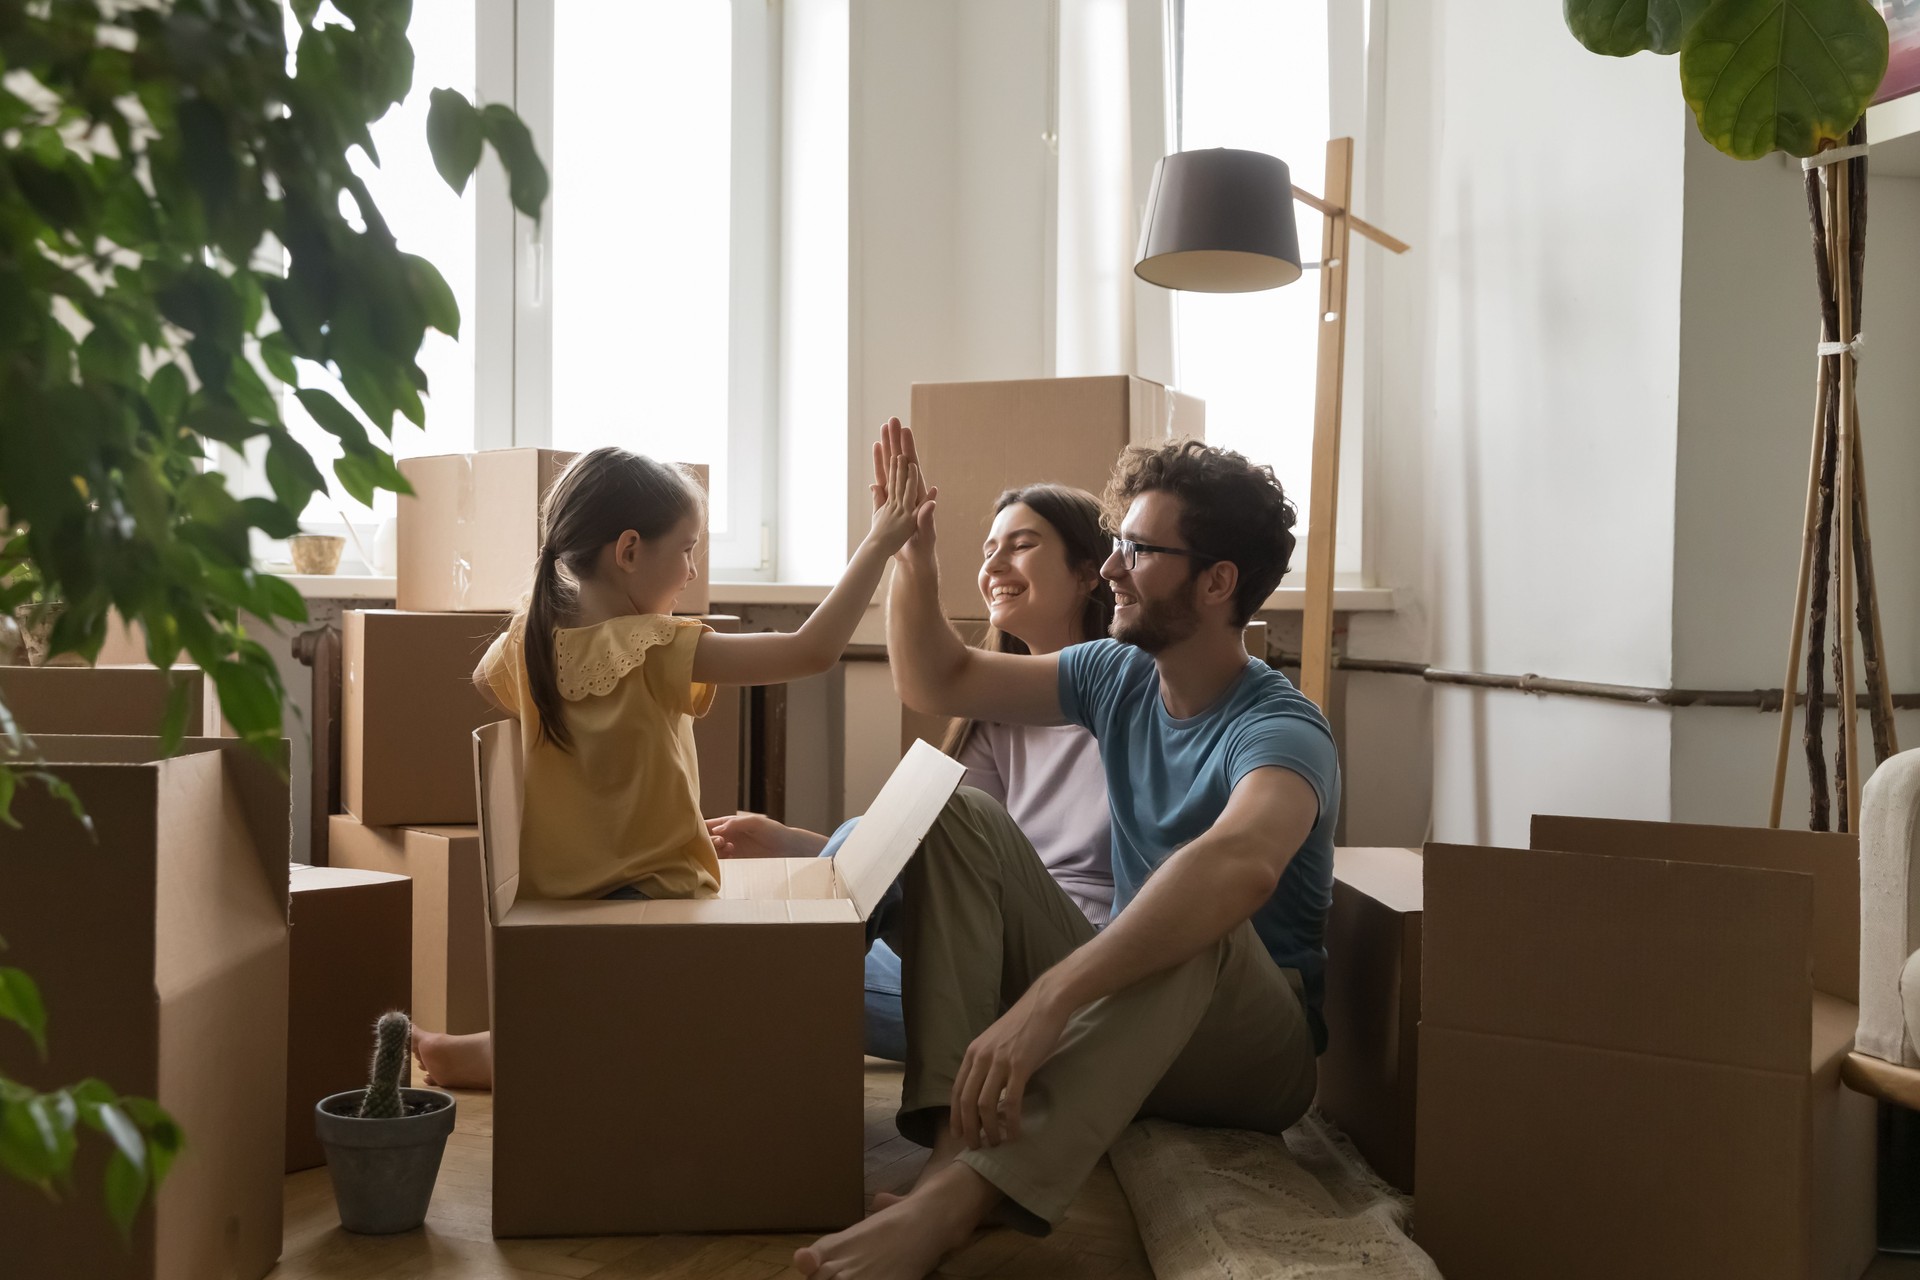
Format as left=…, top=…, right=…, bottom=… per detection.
left=796, top=424, right=1338, bottom=1279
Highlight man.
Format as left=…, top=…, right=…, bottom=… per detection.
left=797, top=421, right=1337, bottom=1280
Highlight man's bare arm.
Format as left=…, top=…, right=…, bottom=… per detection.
left=1034, top=765, right=1316, bottom=1011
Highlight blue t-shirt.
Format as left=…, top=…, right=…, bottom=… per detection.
left=1058, top=639, right=1339, bottom=1049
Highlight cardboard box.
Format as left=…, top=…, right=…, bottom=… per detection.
left=286, top=865, right=412, bottom=1172
left=695, top=615, right=744, bottom=819
left=342, top=609, right=508, bottom=826
left=1315, top=845, right=1421, bottom=1192
left=397, top=449, right=711, bottom=615
left=1417, top=817, right=1873, bottom=1280
left=475, top=724, right=965, bottom=1236
left=327, top=816, right=490, bottom=1035
left=0, top=665, right=204, bottom=736
left=0, top=736, right=289, bottom=1280
left=909, top=376, right=1203, bottom=619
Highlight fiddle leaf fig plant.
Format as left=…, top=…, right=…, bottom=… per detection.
left=0, top=0, right=546, bottom=1241
left=1566, top=0, right=1891, bottom=159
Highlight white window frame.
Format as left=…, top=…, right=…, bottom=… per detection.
left=488, top=0, right=781, bottom=579
left=1167, top=0, right=1375, bottom=580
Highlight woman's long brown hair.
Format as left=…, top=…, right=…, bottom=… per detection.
left=524, top=447, right=705, bottom=751
left=938, top=484, right=1112, bottom=759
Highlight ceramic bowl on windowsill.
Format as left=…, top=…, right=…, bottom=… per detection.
left=288, top=534, right=346, bottom=576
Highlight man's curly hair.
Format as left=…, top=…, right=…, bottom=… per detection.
left=1101, top=438, right=1297, bottom=627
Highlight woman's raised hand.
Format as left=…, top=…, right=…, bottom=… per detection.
left=868, top=417, right=934, bottom=556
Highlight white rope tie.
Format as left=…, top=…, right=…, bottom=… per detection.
left=1818, top=333, right=1867, bottom=358
left=1803, top=143, right=1870, bottom=170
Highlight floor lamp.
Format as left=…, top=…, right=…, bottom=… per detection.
left=1134, top=141, right=1408, bottom=711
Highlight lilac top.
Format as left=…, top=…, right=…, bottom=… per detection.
left=957, top=719, right=1115, bottom=926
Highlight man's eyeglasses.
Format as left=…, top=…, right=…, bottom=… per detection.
left=1110, top=537, right=1220, bottom=571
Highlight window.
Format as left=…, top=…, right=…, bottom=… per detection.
left=231, top=0, right=481, bottom=569
left=1172, top=0, right=1332, bottom=540
left=515, top=0, right=779, bottom=577
left=237, top=0, right=778, bottom=578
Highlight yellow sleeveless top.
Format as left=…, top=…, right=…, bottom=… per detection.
left=477, top=613, right=720, bottom=900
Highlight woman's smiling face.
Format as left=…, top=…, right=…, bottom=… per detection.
left=977, top=502, right=1097, bottom=652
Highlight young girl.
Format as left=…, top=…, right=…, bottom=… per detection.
left=414, top=425, right=929, bottom=1084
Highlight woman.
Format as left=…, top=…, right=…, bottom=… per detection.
left=708, top=484, right=1116, bottom=1060
left=413, top=484, right=1115, bottom=1084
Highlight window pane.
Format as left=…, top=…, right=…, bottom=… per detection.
left=549, top=2, right=734, bottom=531
left=279, top=0, right=478, bottom=528
left=1176, top=0, right=1329, bottom=533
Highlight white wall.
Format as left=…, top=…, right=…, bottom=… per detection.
left=1671, top=129, right=1920, bottom=827
left=1363, top=0, right=1689, bottom=846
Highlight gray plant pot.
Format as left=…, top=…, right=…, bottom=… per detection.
left=315, top=1088, right=456, bottom=1234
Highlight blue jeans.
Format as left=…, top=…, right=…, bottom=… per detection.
left=819, top=818, right=910, bottom=1061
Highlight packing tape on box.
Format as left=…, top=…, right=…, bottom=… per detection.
left=452, top=452, right=475, bottom=609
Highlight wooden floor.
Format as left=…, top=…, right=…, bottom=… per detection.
left=275, top=1061, right=1152, bottom=1280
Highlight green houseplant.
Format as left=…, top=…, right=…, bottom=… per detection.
left=0, top=0, right=546, bottom=1237
left=1564, top=0, right=1890, bottom=159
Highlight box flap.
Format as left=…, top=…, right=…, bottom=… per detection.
left=290, top=864, right=408, bottom=894
left=831, top=739, right=966, bottom=920
left=719, top=856, right=838, bottom=900
left=1424, top=843, right=1813, bottom=1073
left=1531, top=815, right=1859, bottom=1003
left=1333, top=846, right=1423, bottom=914
left=474, top=719, right=523, bottom=925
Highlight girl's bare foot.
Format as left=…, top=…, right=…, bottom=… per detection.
left=797, top=1160, right=1000, bottom=1279
left=411, top=1028, right=494, bottom=1091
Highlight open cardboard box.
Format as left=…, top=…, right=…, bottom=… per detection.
left=1315, top=845, right=1422, bottom=1192
left=0, top=736, right=289, bottom=1280
left=1417, top=816, right=1872, bottom=1280
left=475, top=724, right=964, bottom=1236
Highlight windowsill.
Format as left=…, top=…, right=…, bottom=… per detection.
left=277, top=573, right=398, bottom=601
left=711, top=580, right=1400, bottom=612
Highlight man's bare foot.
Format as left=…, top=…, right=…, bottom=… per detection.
left=411, top=1029, right=494, bottom=1091
left=797, top=1160, right=1001, bottom=1279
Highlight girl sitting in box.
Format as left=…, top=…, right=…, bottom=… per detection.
left=412, top=428, right=927, bottom=1087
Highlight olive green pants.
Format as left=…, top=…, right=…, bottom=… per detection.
left=882, top=788, right=1318, bottom=1232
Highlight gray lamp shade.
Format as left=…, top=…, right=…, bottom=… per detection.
left=1134, top=148, right=1302, bottom=293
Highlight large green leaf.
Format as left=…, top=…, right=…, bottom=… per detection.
left=1680, top=0, right=1889, bottom=159
left=1566, top=0, right=1712, bottom=55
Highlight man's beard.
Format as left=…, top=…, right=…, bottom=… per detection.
left=1110, top=586, right=1200, bottom=654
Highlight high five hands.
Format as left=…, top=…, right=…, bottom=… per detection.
left=870, top=417, right=938, bottom=566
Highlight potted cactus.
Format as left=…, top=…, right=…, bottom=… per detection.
left=314, top=1012, right=456, bottom=1234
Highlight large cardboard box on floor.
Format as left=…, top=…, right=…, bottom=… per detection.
left=475, top=723, right=964, bottom=1235
left=286, top=865, right=412, bottom=1172
left=328, top=816, right=490, bottom=1035
left=397, top=449, right=711, bottom=615
left=343, top=608, right=509, bottom=826
left=1417, top=817, right=1873, bottom=1280
left=0, top=736, right=289, bottom=1280
left=0, top=664, right=205, bottom=736
left=909, top=376, right=1202, bottom=619
left=1316, top=846, right=1421, bottom=1193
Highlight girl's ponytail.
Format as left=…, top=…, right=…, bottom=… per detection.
left=521, top=447, right=705, bottom=752
left=524, top=544, right=572, bottom=750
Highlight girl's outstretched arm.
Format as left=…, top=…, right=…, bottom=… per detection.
left=691, top=419, right=931, bottom=687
